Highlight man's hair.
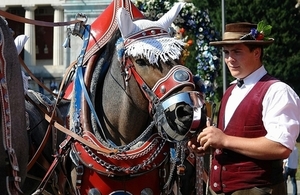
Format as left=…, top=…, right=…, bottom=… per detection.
left=246, top=44, right=264, bottom=61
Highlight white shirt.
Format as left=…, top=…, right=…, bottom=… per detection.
left=225, top=66, right=300, bottom=150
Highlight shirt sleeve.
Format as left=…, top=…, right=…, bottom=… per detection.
left=263, top=82, right=300, bottom=150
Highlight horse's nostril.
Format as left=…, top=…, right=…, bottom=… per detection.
left=175, top=104, right=193, bottom=123
left=171, top=104, right=193, bottom=135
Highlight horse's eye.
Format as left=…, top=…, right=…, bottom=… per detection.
left=135, top=59, right=147, bottom=66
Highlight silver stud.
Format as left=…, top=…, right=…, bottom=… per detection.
left=4, top=94, right=8, bottom=102
left=160, top=85, right=166, bottom=94
left=88, top=188, right=101, bottom=195
left=1, top=78, right=7, bottom=89
left=141, top=188, right=153, bottom=195
left=6, top=121, right=11, bottom=128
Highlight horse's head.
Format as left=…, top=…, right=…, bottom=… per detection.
left=115, top=2, right=207, bottom=142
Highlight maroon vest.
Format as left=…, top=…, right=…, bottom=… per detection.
left=210, top=74, right=283, bottom=193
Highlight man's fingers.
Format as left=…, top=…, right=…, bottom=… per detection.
left=206, top=117, right=211, bottom=127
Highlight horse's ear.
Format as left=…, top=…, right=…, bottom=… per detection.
left=117, top=8, right=136, bottom=38
left=157, top=2, right=185, bottom=30
left=14, top=35, right=29, bottom=55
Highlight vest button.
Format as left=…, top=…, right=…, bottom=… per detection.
left=215, top=149, right=220, bottom=154
left=214, top=165, right=218, bottom=170
left=213, top=182, right=218, bottom=187
left=222, top=166, right=226, bottom=171
left=222, top=183, right=226, bottom=188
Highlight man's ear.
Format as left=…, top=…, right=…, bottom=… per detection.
left=254, top=47, right=261, bottom=59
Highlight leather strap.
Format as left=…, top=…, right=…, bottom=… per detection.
left=32, top=157, right=60, bottom=194
left=44, top=111, right=117, bottom=155
left=20, top=56, right=55, bottom=96
left=19, top=56, right=69, bottom=99
left=20, top=59, right=117, bottom=157
left=0, top=26, right=23, bottom=194
left=0, top=9, right=81, bottom=27
left=25, top=94, right=59, bottom=171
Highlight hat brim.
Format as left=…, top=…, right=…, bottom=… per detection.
left=209, top=38, right=274, bottom=47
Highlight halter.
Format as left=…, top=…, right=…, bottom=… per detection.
left=123, top=58, right=205, bottom=142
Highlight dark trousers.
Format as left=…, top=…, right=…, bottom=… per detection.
left=209, top=181, right=287, bottom=195
left=283, top=166, right=297, bottom=195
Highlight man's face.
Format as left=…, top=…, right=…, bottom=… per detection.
left=223, top=43, right=261, bottom=79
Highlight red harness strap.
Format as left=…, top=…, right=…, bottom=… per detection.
left=83, top=0, right=144, bottom=64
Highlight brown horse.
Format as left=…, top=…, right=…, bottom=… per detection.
left=0, top=17, right=29, bottom=194
left=64, top=1, right=208, bottom=195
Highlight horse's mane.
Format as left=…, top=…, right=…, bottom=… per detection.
left=89, top=29, right=124, bottom=143
left=102, top=29, right=122, bottom=65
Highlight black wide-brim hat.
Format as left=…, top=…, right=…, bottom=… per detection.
left=210, top=22, right=274, bottom=46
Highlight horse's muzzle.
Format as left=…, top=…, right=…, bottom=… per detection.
left=153, top=91, right=206, bottom=142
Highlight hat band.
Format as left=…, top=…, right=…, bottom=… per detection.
left=223, top=32, right=246, bottom=40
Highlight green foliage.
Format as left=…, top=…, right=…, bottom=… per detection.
left=134, top=0, right=222, bottom=101
left=257, top=21, right=272, bottom=39
left=134, top=0, right=300, bottom=100
left=191, top=0, right=300, bottom=97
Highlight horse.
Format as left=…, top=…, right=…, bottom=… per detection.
left=22, top=90, right=69, bottom=194
left=63, top=1, right=208, bottom=194
left=7, top=27, right=70, bottom=194
left=0, top=17, right=29, bottom=194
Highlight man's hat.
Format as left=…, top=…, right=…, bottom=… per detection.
left=210, top=22, right=274, bottom=46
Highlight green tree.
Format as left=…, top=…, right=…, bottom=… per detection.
left=134, top=0, right=222, bottom=101
left=192, top=0, right=300, bottom=96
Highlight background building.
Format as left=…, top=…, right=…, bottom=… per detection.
left=0, top=0, right=110, bottom=95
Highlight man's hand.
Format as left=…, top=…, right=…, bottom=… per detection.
left=188, top=117, right=219, bottom=154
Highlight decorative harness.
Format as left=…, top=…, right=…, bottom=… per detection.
left=1, top=0, right=208, bottom=194
left=67, top=11, right=205, bottom=195
left=0, top=21, right=24, bottom=195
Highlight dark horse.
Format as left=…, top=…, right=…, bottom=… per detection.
left=64, top=1, right=208, bottom=195
left=22, top=90, right=68, bottom=194
left=0, top=17, right=29, bottom=194
left=0, top=16, right=69, bottom=195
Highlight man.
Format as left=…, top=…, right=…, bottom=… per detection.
left=188, top=22, right=300, bottom=195
left=283, top=146, right=299, bottom=195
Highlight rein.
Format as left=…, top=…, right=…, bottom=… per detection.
left=19, top=56, right=59, bottom=98
left=0, top=10, right=81, bottom=27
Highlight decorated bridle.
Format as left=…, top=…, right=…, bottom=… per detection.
left=122, top=56, right=204, bottom=142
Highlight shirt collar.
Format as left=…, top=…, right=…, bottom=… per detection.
left=231, top=65, right=267, bottom=88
